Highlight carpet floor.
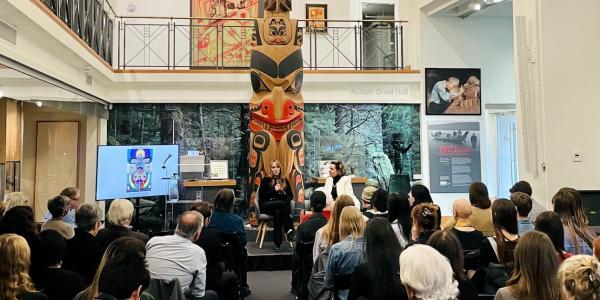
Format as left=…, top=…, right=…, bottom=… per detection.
left=246, top=271, right=296, bottom=300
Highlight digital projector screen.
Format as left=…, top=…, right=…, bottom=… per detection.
left=96, top=145, right=179, bottom=200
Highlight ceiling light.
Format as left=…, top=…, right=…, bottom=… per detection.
left=35, top=101, right=42, bottom=107
left=493, top=0, right=503, bottom=2
left=472, top=2, right=482, bottom=10
left=0, top=89, right=3, bottom=98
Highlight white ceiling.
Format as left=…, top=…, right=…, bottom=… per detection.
left=473, top=0, right=513, bottom=17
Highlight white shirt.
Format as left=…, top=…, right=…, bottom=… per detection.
left=146, top=234, right=207, bottom=297
left=323, top=175, right=360, bottom=208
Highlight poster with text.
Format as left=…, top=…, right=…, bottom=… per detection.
left=428, top=121, right=481, bottom=193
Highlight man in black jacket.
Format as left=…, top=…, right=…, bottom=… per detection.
left=63, top=203, right=104, bottom=283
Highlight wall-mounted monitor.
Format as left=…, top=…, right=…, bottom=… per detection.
left=579, top=190, right=600, bottom=234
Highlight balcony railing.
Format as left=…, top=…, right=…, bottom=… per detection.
left=116, top=17, right=407, bottom=70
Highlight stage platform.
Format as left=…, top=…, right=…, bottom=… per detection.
left=246, top=226, right=294, bottom=272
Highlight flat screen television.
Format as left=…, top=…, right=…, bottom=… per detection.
left=579, top=190, right=600, bottom=234
left=96, top=145, right=179, bottom=200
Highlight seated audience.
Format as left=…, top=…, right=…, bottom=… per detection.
left=0, top=205, right=42, bottom=275
left=360, top=186, right=377, bottom=212
left=33, top=230, right=86, bottom=300
left=407, top=203, right=440, bottom=247
left=447, top=198, right=485, bottom=270
left=323, top=161, right=360, bottom=208
left=3, top=192, right=31, bottom=214
left=348, top=218, right=407, bottom=300
left=146, top=211, right=218, bottom=300
left=509, top=180, right=545, bottom=223
left=313, top=194, right=355, bottom=262
left=594, top=237, right=600, bottom=262
left=510, top=192, right=534, bottom=235
left=362, top=188, right=388, bottom=219
left=387, top=192, right=411, bottom=248
left=399, top=244, right=459, bottom=300
left=96, top=198, right=149, bottom=253
left=443, top=182, right=493, bottom=236
left=495, top=231, right=560, bottom=300
left=191, top=202, right=239, bottom=300
left=479, top=199, right=519, bottom=268
left=427, top=230, right=477, bottom=300
left=97, top=252, right=150, bottom=300
left=0, top=200, right=5, bottom=217
left=73, top=237, right=150, bottom=300
left=535, top=211, right=573, bottom=264
left=43, top=187, right=80, bottom=227
left=553, top=187, right=597, bottom=255
left=40, top=196, right=75, bottom=239
left=63, top=203, right=104, bottom=283
left=408, top=184, right=433, bottom=207
left=558, top=255, right=600, bottom=300
left=0, top=234, right=48, bottom=300
left=324, top=206, right=366, bottom=300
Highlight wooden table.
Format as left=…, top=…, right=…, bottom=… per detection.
left=182, top=179, right=236, bottom=203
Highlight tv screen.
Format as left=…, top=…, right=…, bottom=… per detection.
left=96, top=145, right=179, bottom=200
left=579, top=190, right=600, bottom=232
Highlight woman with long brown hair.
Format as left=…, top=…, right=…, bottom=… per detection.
left=495, top=231, right=560, bottom=300
left=258, top=160, right=295, bottom=250
left=553, top=187, right=597, bottom=255
left=312, top=194, right=355, bottom=261
left=407, top=203, right=440, bottom=247
left=0, top=234, right=48, bottom=300
left=480, top=199, right=519, bottom=267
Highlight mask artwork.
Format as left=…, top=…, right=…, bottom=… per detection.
left=248, top=0, right=305, bottom=208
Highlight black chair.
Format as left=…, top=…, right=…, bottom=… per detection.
left=295, top=241, right=315, bottom=300
left=219, top=231, right=245, bottom=299
left=463, top=248, right=481, bottom=271
left=332, top=273, right=353, bottom=300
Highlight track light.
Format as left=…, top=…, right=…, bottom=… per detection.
left=0, top=88, right=3, bottom=98
left=35, top=101, right=42, bottom=107
left=470, top=1, right=482, bottom=11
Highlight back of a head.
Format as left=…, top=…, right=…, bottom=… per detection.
left=452, top=198, right=472, bottom=220
left=361, top=186, right=377, bottom=204
left=411, top=203, right=439, bottom=232
left=510, top=181, right=532, bottom=197
left=0, top=206, right=37, bottom=239
left=108, top=199, right=134, bottom=226
left=535, top=211, right=566, bottom=253
left=492, top=198, right=518, bottom=235
left=387, top=193, right=411, bottom=238
left=469, top=182, right=490, bottom=209
left=38, top=230, right=67, bottom=268
left=60, top=187, right=80, bottom=199
left=176, top=211, right=204, bottom=240
left=553, top=187, right=587, bottom=225
left=3, top=192, right=30, bottom=214
left=0, top=234, right=32, bottom=284
left=190, top=202, right=213, bottom=220
left=411, top=184, right=433, bottom=206
left=399, top=244, right=459, bottom=299
left=558, top=255, right=600, bottom=300
left=214, top=188, right=235, bottom=212
left=76, top=203, right=102, bottom=232
left=339, top=206, right=365, bottom=239
left=309, top=191, right=326, bottom=213
left=510, top=192, right=533, bottom=217
left=427, top=230, right=465, bottom=280
left=371, top=189, right=388, bottom=212
left=47, top=195, right=70, bottom=219
left=324, top=195, right=356, bottom=246
left=364, top=218, right=401, bottom=299
left=98, top=254, right=149, bottom=299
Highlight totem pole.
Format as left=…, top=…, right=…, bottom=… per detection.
left=248, top=0, right=305, bottom=207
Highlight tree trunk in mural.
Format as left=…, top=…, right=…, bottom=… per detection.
left=159, top=105, right=172, bottom=145
left=237, top=104, right=250, bottom=178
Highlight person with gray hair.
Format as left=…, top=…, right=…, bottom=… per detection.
left=62, top=203, right=105, bottom=283
left=146, top=211, right=219, bottom=300
left=41, top=195, right=75, bottom=239
left=96, top=199, right=149, bottom=253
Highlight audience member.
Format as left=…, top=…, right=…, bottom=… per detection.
left=427, top=230, right=477, bottom=300
left=558, top=255, right=600, bottom=300
left=444, top=182, right=493, bottom=236
left=348, top=218, right=407, bottom=300
left=191, top=202, right=239, bottom=300
left=387, top=192, right=411, bottom=248
left=480, top=199, right=519, bottom=267
left=553, top=187, right=597, bottom=255
left=399, top=244, right=459, bottom=300
left=407, top=203, right=440, bottom=247
left=33, top=230, right=86, bottom=300
left=510, top=192, right=534, bottom=235
left=446, top=198, right=485, bottom=270
left=43, top=187, right=80, bottom=226
left=96, top=198, right=149, bottom=253
left=3, top=192, right=31, bottom=214
left=509, top=180, right=545, bottom=223
left=323, top=161, right=360, bottom=207
left=97, top=252, right=150, bottom=300
left=535, top=211, right=573, bottom=264
left=147, top=211, right=218, bottom=300
left=0, top=200, right=5, bottom=217
left=313, top=194, right=355, bottom=261
left=594, top=237, right=600, bottom=262
left=362, top=188, right=388, bottom=219
left=324, top=206, right=366, bottom=300
left=0, top=205, right=42, bottom=275
left=258, top=160, right=295, bottom=251
left=0, top=234, right=48, bottom=300
left=360, top=186, right=377, bottom=212
left=40, top=195, right=75, bottom=239
left=63, top=203, right=104, bottom=283
left=408, top=184, right=433, bottom=207
left=495, top=231, right=560, bottom=300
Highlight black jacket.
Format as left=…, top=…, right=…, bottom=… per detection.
left=63, top=229, right=103, bottom=283
left=96, top=224, right=149, bottom=254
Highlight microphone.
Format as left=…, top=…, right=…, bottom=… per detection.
left=162, top=153, right=173, bottom=169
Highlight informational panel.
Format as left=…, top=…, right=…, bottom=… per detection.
left=428, top=121, right=481, bottom=193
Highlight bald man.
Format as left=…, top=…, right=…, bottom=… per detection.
left=448, top=198, right=485, bottom=271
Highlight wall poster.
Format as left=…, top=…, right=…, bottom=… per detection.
left=428, top=121, right=481, bottom=193
left=425, top=68, right=481, bottom=115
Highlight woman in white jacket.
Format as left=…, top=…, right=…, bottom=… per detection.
left=323, top=161, right=360, bottom=208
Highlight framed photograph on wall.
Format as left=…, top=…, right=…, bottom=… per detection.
left=425, top=68, right=481, bottom=115
left=306, top=4, right=327, bottom=32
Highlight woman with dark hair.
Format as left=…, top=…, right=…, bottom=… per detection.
left=408, top=184, right=433, bottom=207
left=443, top=182, right=493, bottom=236
left=535, top=211, right=573, bottom=264
left=324, top=161, right=360, bottom=207
left=387, top=193, right=411, bottom=248
left=495, top=231, right=560, bottom=300
left=348, top=218, right=407, bottom=300
left=479, top=199, right=519, bottom=267
left=362, top=189, right=388, bottom=219
left=0, top=206, right=42, bottom=276
left=406, top=203, right=440, bottom=247
left=427, top=230, right=477, bottom=300
left=209, top=188, right=246, bottom=246
left=553, top=187, right=597, bottom=255
left=258, top=160, right=295, bottom=250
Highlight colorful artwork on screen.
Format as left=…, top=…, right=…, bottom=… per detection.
left=127, top=148, right=153, bottom=192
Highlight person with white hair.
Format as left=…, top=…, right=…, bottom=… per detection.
left=95, top=198, right=148, bottom=253
left=3, top=192, right=31, bottom=214
left=399, top=244, right=459, bottom=300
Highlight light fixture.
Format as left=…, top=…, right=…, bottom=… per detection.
left=471, top=1, right=482, bottom=11
left=0, top=88, right=3, bottom=98
left=35, top=101, right=42, bottom=107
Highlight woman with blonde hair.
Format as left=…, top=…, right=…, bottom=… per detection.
left=0, top=234, right=48, bottom=300
left=312, top=194, right=356, bottom=261
left=495, top=231, right=560, bottom=300
left=407, top=203, right=440, bottom=247
left=324, top=206, right=366, bottom=300
left=558, top=255, right=600, bottom=300
left=96, top=199, right=149, bottom=253
left=553, top=188, right=597, bottom=255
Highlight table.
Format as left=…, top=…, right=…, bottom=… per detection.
left=182, top=179, right=236, bottom=203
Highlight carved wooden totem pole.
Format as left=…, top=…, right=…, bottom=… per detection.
left=248, top=0, right=305, bottom=208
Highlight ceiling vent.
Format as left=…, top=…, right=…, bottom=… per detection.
left=0, top=20, right=17, bottom=45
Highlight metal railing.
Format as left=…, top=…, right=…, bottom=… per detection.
left=116, top=17, right=407, bottom=70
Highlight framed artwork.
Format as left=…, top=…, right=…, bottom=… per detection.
left=306, top=4, right=327, bottom=32
left=425, top=68, right=482, bottom=115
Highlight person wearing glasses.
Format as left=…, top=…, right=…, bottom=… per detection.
left=323, top=161, right=360, bottom=208
left=43, top=187, right=81, bottom=227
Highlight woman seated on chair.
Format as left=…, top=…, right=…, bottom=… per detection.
left=323, top=161, right=360, bottom=208
left=259, top=160, right=296, bottom=251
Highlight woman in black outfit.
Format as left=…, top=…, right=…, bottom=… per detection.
left=348, top=218, right=407, bottom=300
left=406, top=203, right=440, bottom=247
left=259, top=160, right=295, bottom=250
